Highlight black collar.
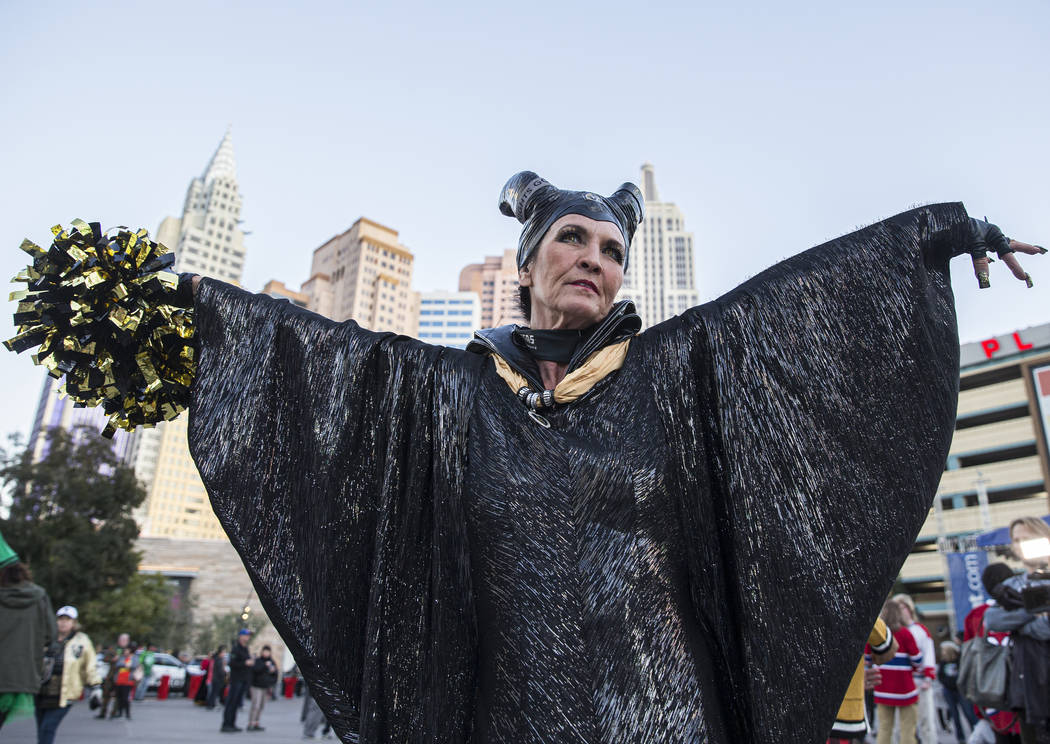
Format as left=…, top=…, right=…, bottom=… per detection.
left=512, top=327, right=594, bottom=364
left=466, top=301, right=641, bottom=390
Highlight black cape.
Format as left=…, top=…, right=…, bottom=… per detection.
left=188, top=203, right=969, bottom=743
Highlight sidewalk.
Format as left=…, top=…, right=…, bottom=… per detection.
left=1, top=691, right=968, bottom=743
left=0, top=692, right=327, bottom=743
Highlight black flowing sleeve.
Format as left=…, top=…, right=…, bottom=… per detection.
left=645, top=203, right=969, bottom=743
left=188, top=279, right=477, bottom=743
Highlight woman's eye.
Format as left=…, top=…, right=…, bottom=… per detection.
left=603, top=246, right=624, bottom=264
left=559, top=230, right=580, bottom=243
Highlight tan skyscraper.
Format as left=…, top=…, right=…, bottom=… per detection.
left=126, top=129, right=247, bottom=539
left=261, top=279, right=309, bottom=308
left=300, top=218, right=418, bottom=336
left=458, top=249, right=523, bottom=329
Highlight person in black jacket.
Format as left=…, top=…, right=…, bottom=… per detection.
left=246, top=645, right=278, bottom=732
left=0, top=536, right=55, bottom=731
left=220, top=629, right=254, bottom=733
left=985, top=517, right=1050, bottom=744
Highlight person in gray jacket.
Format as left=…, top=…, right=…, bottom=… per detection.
left=984, top=517, right=1050, bottom=744
left=0, top=531, right=56, bottom=729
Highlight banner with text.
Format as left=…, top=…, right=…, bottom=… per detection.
left=946, top=550, right=989, bottom=628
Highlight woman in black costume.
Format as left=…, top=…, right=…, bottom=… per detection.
left=178, top=173, right=1044, bottom=744
left=11, top=173, right=1045, bottom=744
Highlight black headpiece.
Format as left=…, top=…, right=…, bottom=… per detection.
left=499, top=171, right=644, bottom=272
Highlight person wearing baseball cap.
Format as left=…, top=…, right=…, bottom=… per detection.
left=0, top=531, right=56, bottom=730
left=221, top=628, right=255, bottom=732
left=34, top=604, right=101, bottom=743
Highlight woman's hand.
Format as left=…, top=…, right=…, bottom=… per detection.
left=192, top=275, right=202, bottom=296
left=968, top=217, right=1046, bottom=288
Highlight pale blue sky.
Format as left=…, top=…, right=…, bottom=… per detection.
left=1, top=0, right=1047, bottom=443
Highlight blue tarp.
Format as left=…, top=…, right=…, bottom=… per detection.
left=975, top=515, right=1050, bottom=547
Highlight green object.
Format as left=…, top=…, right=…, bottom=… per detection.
left=0, top=692, right=34, bottom=721
left=0, top=531, right=18, bottom=569
left=141, top=649, right=155, bottom=675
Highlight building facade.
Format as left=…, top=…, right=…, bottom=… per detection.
left=616, top=163, right=699, bottom=328
left=261, top=279, right=309, bottom=308
left=899, top=322, right=1050, bottom=620
left=417, top=291, right=481, bottom=349
left=125, top=129, right=248, bottom=540
left=300, top=218, right=418, bottom=336
left=26, top=376, right=134, bottom=462
left=458, top=249, right=523, bottom=329
left=138, top=537, right=287, bottom=666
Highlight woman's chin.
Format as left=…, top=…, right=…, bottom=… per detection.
left=555, top=300, right=607, bottom=328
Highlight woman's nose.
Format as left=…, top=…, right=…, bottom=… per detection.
left=578, top=240, right=602, bottom=271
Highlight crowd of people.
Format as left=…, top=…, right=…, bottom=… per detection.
left=846, top=516, right=1050, bottom=744
left=7, top=515, right=1050, bottom=744
left=0, top=530, right=295, bottom=742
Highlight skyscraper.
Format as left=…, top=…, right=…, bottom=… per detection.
left=125, top=129, right=248, bottom=539
left=418, top=291, right=481, bottom=349
left=261, top=279, right=309, bottom=308
left=458, top=249, right=523, bottom=329
left=26, top=376, right=133, bottom=462
left=300, top=218, right=418, bottom=336
left=617, top=163, right=699, bottom=328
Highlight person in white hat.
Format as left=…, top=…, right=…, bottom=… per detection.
left=34, top=605, right=101, bottom=744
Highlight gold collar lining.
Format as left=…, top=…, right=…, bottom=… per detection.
left=490, top=338, right=632, bottom=405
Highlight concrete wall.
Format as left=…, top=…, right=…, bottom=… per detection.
left=138, top=537, right=289, bottom=669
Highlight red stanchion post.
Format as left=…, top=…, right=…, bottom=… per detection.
left=187, top=674, right=203, bottom=700
left=283, top=676, right=296, bottom=699
left=157, top=675, right=171, bottom=700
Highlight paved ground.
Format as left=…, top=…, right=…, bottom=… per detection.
left=0, top=692, right=332, bottom=743
left=1, top=690, right=972, bottom=743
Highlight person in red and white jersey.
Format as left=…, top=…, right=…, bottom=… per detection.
left=868, top=599, right=922, bottom=744
left=893, top=593, right=937, bottom=744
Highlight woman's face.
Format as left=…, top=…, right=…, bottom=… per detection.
left=520, top=214, right=625, bottom=330
left=1011, top=522, right=1050, bottom=569
left=56, top=616, right=74, bottom=636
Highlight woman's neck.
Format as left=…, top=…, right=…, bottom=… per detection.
left=537, top=360, right=568, bottom=390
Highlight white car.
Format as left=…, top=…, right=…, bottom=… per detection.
left=139, top=652, right=187, bottom=691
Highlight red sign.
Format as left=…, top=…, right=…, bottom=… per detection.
left=981, top=332, right=1035, bottom=359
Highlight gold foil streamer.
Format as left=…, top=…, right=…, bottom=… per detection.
left=3, top=220, right=195, bottom=436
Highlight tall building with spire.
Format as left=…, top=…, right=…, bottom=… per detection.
left=617, top=163, right=699, bottom=328
left=23, top=132, right=247, bottom=474
left=125, top=130, right=248, bottom=539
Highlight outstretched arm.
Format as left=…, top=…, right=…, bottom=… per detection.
left=964, top=217, right=1045, bottom=288
left=644, top=202, right=1042, bottom=744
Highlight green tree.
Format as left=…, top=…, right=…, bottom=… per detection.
left=0, top=425, right=146, bottom=608
left=194, top=611, right=268, bottom=656
left=81, top=572, right=174, bottom=644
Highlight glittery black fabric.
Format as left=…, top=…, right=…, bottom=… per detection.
left=188, top=203, right=969, bottom=743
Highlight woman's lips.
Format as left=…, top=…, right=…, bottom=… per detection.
left=569, top=280, right=598, bottom=294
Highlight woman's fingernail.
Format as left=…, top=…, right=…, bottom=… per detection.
left=978, top=272, right=991, bottom=289
left=1038, top=246, right=1047, bottom=254
left=1025, top=273, right=1034, bottom=288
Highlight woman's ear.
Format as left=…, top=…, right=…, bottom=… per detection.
left=518, top=264, right=533, bottom=288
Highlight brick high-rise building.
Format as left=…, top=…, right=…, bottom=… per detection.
left=301, top=218, right=418, bottom=336
left=458, top=249, right=523, bottom=329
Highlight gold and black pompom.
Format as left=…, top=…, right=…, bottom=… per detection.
left=4, top=219, right=195, bottom=437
